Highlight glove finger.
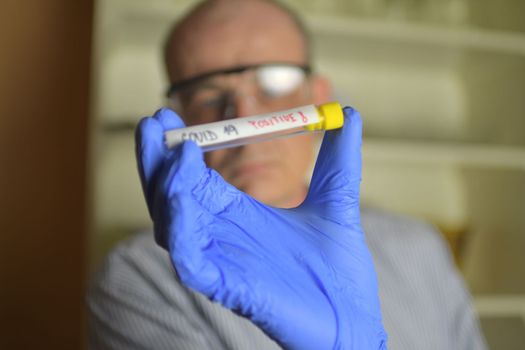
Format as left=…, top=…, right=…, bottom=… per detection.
left=135, top=108, right=185, bottom=188
left=162, top=140, right=231, bottom=297
left=168, top=192, right=222, bottom=298
left=135, top=108, right=186, bottom=216
left=135, top=117, right=165, bottom=219
left=305, top=106, right=362, bottom=215
left=152, top=107, right=186, bottom=131
left=166, top=143, right=258, bottom=222
left=164, top=140, right=207, bottom=195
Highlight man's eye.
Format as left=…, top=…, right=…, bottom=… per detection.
left=186, top=91, right=234, bottom=123
left=191, top=91, right=224, bottom=108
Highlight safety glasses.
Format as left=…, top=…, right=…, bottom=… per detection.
left=166, top=63, right=312, bottom=124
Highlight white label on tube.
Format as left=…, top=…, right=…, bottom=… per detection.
left=165, top=104, right=319, bottom=149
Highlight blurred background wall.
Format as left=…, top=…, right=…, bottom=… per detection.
left=0, top=0, right=92, bottom=348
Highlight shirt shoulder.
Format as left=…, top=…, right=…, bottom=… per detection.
left=361, top=208, right=486, bottom=349
left=90, top=232, right=177, bottom=298
left=88, top=232, right=281, bottom=350
left=361, top=207, right=450, bottom=266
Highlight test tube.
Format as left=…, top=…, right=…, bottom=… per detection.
left=164, top=102, right=344, bottom=152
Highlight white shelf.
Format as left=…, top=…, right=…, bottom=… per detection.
left=474, top=295, right=525, bottom=319
left=363, top=138, right=525, bottom=170
left=306, top=15, right=525, bottom=56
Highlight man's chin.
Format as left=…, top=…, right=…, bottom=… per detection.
left=231, top=177, right=284, bottom=205
left=236, top=181, right=305, bottom=208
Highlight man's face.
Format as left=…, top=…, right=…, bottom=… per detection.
left=166, top=2, right=327, bottom=207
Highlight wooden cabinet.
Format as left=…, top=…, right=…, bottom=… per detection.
left=0, top=1, right=93, bottom=348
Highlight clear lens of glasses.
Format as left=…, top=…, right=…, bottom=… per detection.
left=256, top=65, right=307, bottom=97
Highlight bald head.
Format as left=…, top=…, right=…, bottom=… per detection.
left=164, top=0, right=310, bottom=84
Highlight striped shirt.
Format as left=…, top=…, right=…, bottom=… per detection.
left=88, top=208, right=487, bottom=349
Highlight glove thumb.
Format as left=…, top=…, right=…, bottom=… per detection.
left=304, top=107, right=363, bottom=220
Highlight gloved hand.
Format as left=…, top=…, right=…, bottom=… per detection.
left=135, top=106, right=387, bottom=350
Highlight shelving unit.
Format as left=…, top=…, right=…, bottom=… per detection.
left=91, top=0, right=525, bottom=347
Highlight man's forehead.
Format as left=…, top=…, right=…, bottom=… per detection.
left=166, top=0, right=307, bottom=82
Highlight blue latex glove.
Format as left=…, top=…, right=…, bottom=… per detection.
left=135, top=106, right=387, bottom=350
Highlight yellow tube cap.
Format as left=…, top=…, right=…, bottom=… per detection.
left=306, top=102, right=344, bottom=131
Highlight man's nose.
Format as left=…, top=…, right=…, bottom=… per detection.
left=230, top=93, right=260, bottom=118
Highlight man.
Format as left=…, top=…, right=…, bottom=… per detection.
left=88, top=0, right=486, bottom=349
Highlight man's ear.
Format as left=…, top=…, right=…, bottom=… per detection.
left=310, top=75, right=332, bottom=105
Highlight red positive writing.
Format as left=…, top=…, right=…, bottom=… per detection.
left=248, top=112, right=298, bottom=130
